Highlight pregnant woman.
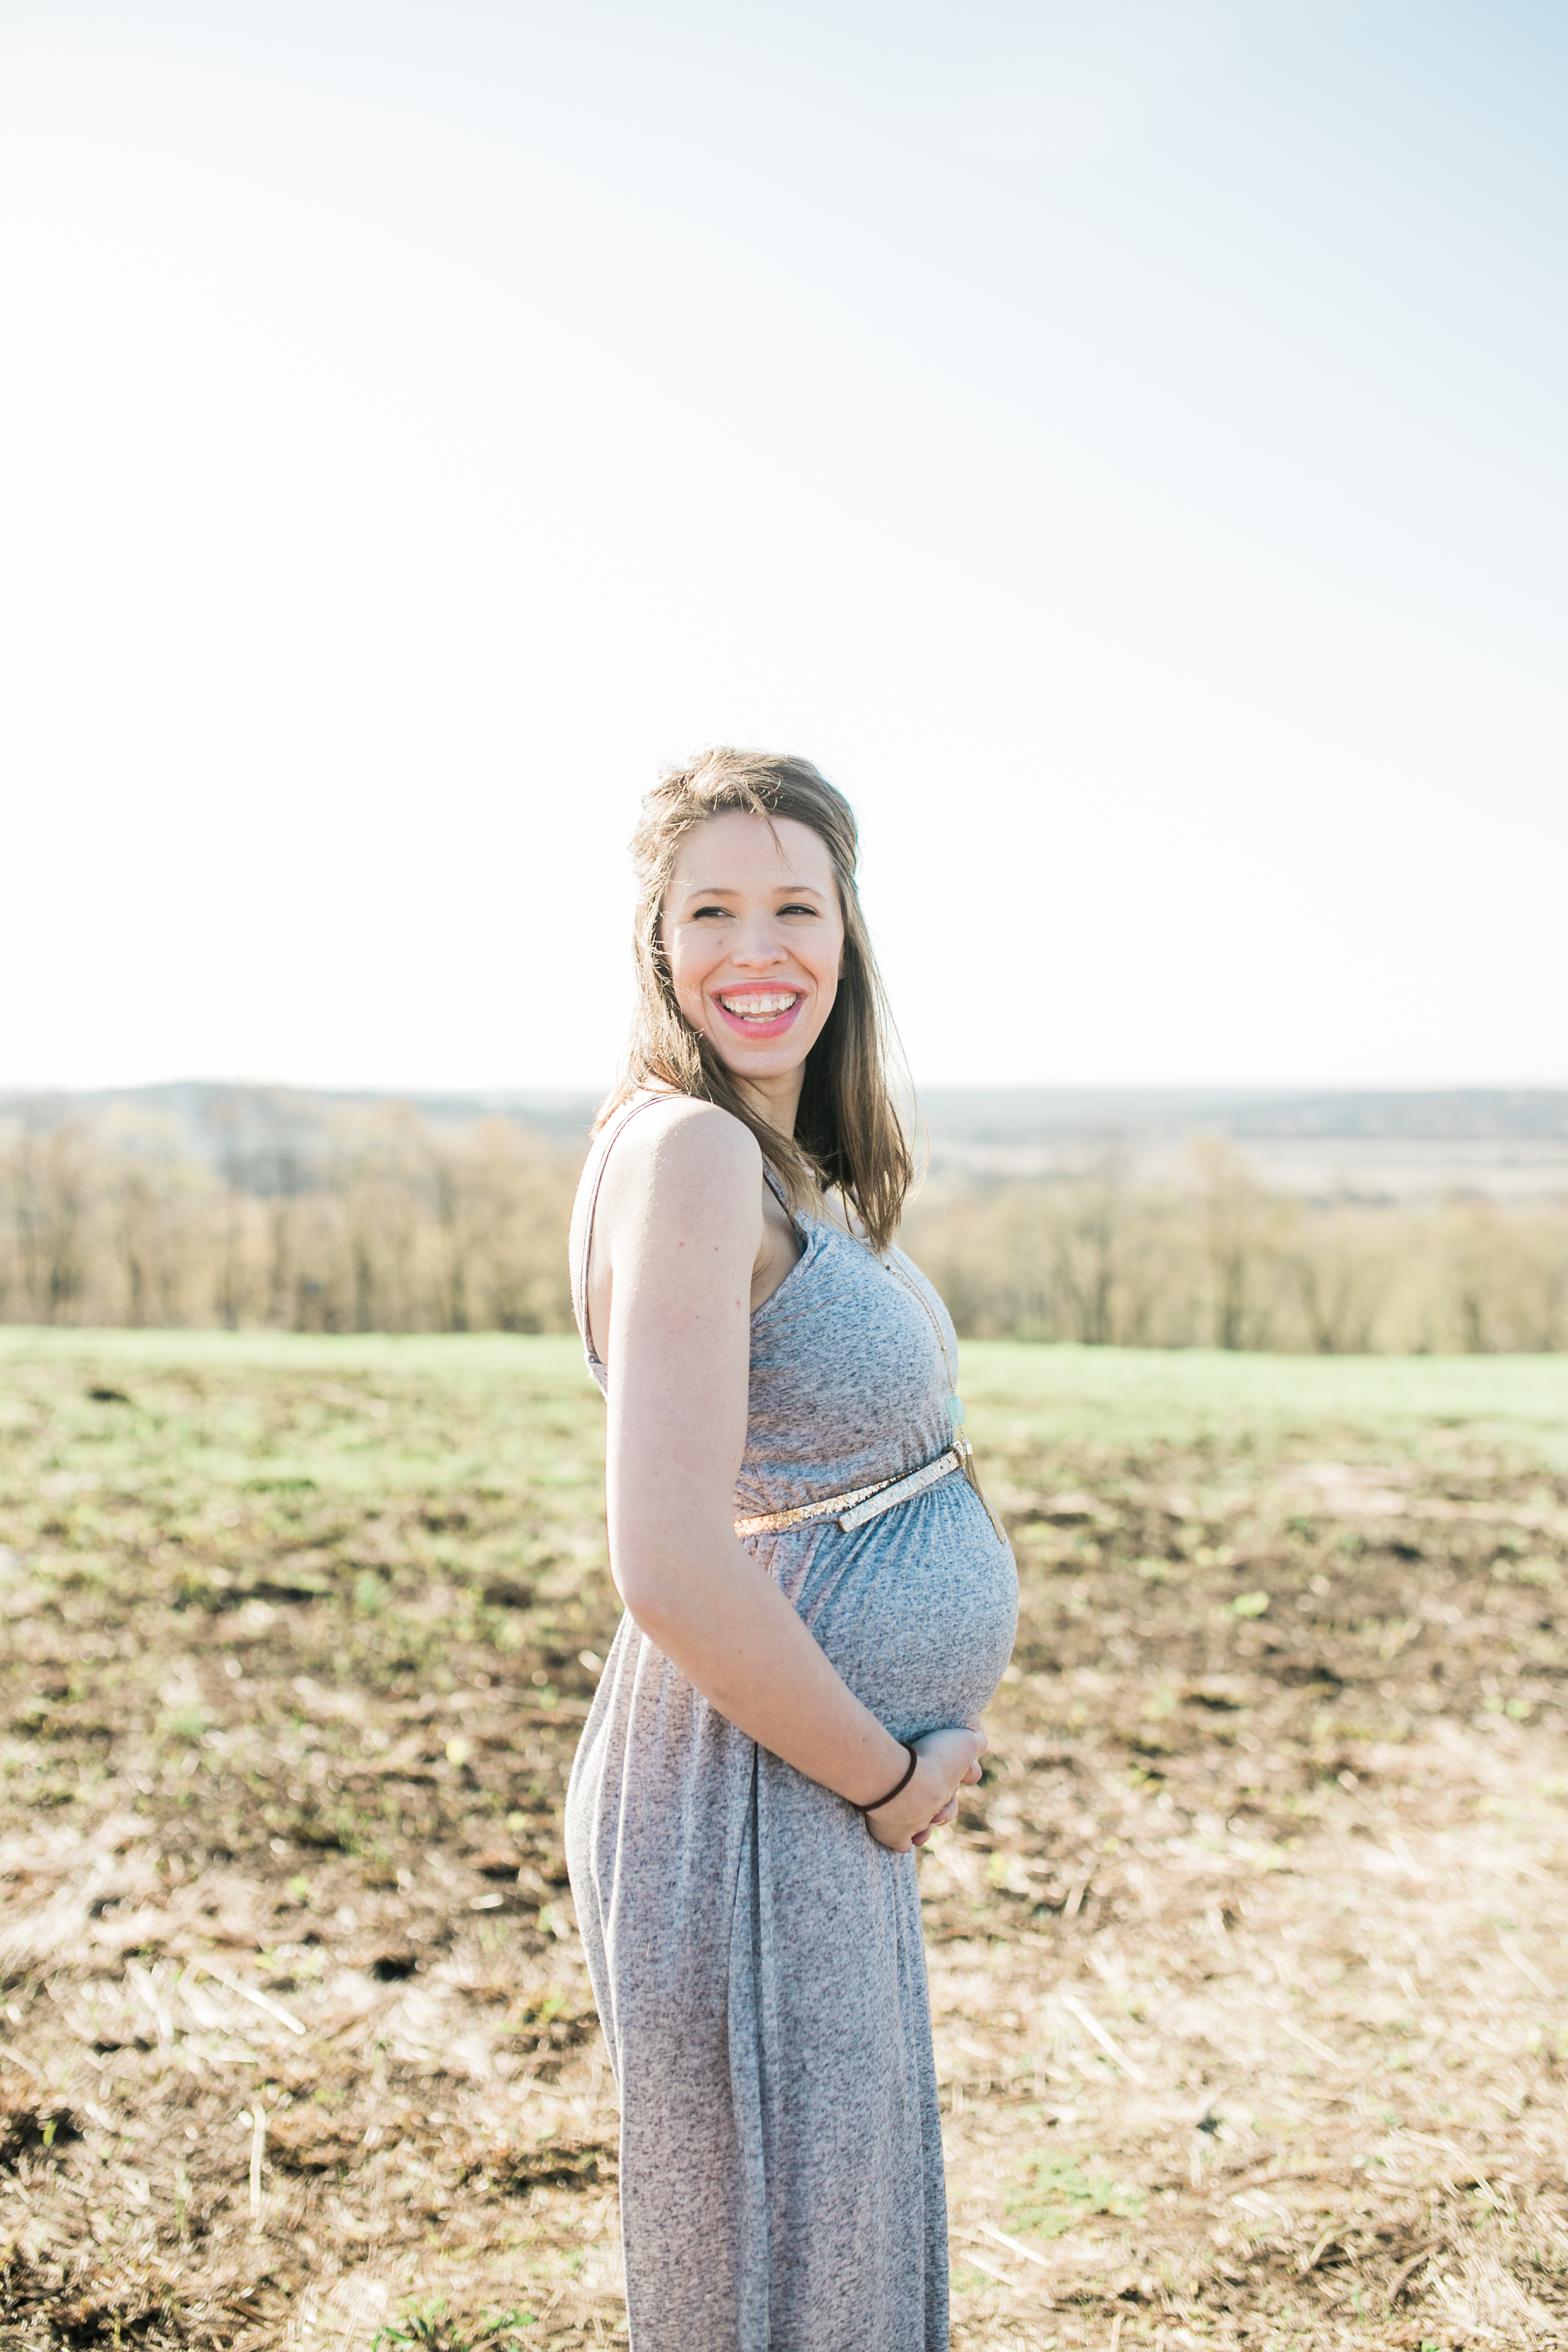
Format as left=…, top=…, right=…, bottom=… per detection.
left=564, top=748, right=1019, bottom=2351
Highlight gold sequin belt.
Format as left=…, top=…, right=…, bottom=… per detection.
left=733, top=1446, right=964, bottom=1539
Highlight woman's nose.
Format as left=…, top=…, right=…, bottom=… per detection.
left=729, top=916, right=787, bottom=965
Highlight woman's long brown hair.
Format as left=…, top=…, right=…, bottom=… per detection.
left=600, top=748, right=913, bottom=1252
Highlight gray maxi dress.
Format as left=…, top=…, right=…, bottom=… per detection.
left=564, top=1098, right=1019, bottom=2351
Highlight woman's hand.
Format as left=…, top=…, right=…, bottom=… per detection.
left=864, top=1726, right=987, bottom=1854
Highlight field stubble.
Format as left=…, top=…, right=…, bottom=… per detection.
left=1, top=1334, right=1567, bottom=2349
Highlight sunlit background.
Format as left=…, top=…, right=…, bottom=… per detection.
left=4, top=0, right=1564, bottom=1093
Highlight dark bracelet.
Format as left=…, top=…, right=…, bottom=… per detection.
left=859, top=1740, right=918, bottom=1816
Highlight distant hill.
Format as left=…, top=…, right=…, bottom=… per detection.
left=5, top=1080, right=1567, bottom=1202
left=912, top=1088, right=1568, bottom=1202
left=915, top=1086, right=1568, bottom=1143
left=0, top=1080, right=606, bottom=1163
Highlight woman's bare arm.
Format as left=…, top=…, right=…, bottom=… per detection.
left=595, top=1101, right=982, bottom=1846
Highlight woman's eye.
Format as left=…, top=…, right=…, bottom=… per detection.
left=691, top=904, right=732, bottom=920
left=778, top=903, right=820, bottom=918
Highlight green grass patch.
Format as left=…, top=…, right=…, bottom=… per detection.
left=1005, top=2150, right=1147, bottom=2237
left=961, top=1340, right=1568, bottom=1466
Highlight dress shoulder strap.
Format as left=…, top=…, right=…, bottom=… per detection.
left=573, top=1092, right=669, bottom=1362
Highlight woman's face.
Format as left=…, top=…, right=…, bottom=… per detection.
left=661, top=812, right=845, bottom=1108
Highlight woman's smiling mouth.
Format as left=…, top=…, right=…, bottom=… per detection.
left=714, top=988, right=803, bottom=1036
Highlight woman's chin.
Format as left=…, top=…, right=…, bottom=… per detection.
left=707, top=1037, right=817, bottom=1088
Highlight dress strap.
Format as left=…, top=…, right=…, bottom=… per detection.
left=573, top=1092, right=669, bottom=1361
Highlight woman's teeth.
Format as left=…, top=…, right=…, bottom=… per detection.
left=719, top=992, right=798, bottom=1021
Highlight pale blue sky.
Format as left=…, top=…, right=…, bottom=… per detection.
left=3, top=1, right=1564, bottom=1089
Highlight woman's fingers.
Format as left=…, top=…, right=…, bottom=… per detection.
left=908, top=1793, right=961, bottom=1849
left=864, top=1724, right=987, bottom=1851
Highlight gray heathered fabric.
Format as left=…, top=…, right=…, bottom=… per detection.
left=564, top=1098, right=1019, bottom=2352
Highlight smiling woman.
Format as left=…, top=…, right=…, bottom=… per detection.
left=608, top=750, right=916, bottom=1252
left=562, top=750, right=1019, bottom=2351
left=666, top=808, right=844, bottom=1074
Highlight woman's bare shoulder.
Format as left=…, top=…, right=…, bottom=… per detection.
left=600, top=1094, right=762, bottom=1217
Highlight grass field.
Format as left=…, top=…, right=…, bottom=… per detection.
left=3, top=1331, right=1568, bottom=2349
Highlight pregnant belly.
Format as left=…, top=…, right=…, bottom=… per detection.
left=787, top=1476, right=1020, bottom=1742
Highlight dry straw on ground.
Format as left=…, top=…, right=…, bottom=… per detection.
left=1, top=1332, right=1567, bottom=2349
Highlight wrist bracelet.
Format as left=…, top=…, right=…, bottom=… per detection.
left=859, top=1740, right=918, bottom=1815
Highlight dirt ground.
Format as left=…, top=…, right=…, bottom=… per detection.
left=3, top=1333, right=1568, bottom=2350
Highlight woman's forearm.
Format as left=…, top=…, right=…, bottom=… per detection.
left=612, top=1512, right=909, bottom=1808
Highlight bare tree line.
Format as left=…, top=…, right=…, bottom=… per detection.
left=0, top=1101, right=576, bottom=1335
left=1, top=1106, right=1564, bottom=1350
left=899, top=1138, right=1568, bottom=1353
